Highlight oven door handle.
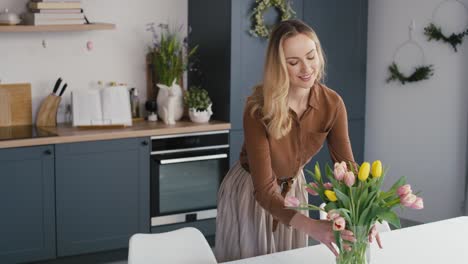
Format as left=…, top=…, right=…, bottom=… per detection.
left=159, top=153, right=228, bottom=165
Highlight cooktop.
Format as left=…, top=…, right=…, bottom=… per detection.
left=0, top=125, right=58, bottom=141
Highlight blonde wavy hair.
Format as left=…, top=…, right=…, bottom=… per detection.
left=246, top=19, right=326, bottom=139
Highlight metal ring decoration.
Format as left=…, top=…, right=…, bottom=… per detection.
left=387, top=22, right=434, bottom=85
left=424, top=0, right=468, bottom=52
left=249, top=0, right=296, bottom=38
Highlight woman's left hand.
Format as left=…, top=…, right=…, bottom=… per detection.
left=368, top=225, right=383, bottom=249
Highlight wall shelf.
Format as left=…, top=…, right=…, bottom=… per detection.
left=0, top=23, right=115, bottom=32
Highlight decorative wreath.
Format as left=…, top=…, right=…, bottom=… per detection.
left=424, top=0, right=468, bottom=52
left=424, top=23, right=468, bottom=52
left=250, top=0, right=296, bottom=38
left=386, top=62, right=434, bottom=85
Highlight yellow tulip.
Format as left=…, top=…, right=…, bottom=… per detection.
left=314, top=162, right=321, bottom=181
left=371, top=160, right=382, bottom=178
left=358, top=162, right=370, bottom=181
left=324, top=190, right=338, bottom=202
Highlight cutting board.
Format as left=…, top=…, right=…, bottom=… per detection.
left=0, top=83, right=32, bottom=127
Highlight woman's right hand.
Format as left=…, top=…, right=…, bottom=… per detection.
left=290, top=213, right=355, bottom=256
left=306, top=219, right=356, bottom=256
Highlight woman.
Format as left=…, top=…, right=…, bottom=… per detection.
left=215, top=19, right=363, bottom=262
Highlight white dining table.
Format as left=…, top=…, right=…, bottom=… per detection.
left=221, top=216, right=468, bottom=264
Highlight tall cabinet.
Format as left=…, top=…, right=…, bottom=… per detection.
left=189, top=0, right=368, bottom=215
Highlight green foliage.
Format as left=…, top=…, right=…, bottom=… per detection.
left=299, top=160, right=422, bottom=254
left=386, top=62, right=434, bottom=85
left=424, top=22, right=468, bottom=52
left=184, top=86, right=212, bottom=111
left=148, top=23, right=198, bottom=86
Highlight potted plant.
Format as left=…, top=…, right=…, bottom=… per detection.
left=146, top=23, right=198, bottom=125
left=184, top=86, right=213, bottom=123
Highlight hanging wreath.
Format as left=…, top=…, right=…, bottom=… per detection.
left=424, top=23, right=468, bottom=52
left=386, top=62, right=434, bottom=85
left=424, top=0, right=468, bottom=52
left=249, top=0, right=296, bottom=38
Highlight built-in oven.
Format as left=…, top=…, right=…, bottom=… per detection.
left=150, top=130, right=229, bottom=227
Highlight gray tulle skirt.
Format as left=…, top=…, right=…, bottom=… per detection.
left=214, top=161, right=308, bottom=262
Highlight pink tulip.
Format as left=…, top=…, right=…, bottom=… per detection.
left=323, top=182, right=333, bottom=190
left=370, top=225, right=377, bottom=237
left=410, top=197, right=424, bottom=209
left=397, top=184, right=412, bottom=197
left=334, top=167, right=346, bottom=181
left=344, top=171, right=355, bottom=187
left=284, top=196, right=300, bottom=207
left=401, top=193, right=417, bottom=207
left=334, top=161, right=347, bottom=171
left=327, top=210, right=340, bottom=221
left=306, top=183, right=319, bottom=196
left=333, top=217, right=346, bottom=231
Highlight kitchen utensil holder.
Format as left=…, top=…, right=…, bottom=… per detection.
left=36, top=93, right=61, bottom=127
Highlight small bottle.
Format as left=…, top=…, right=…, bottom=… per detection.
left=130, top=88, right=140, bottom=118
left=65, top=104, right=72, bottom=124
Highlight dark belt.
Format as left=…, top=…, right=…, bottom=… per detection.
left=272, top=177, right=295, bottom=232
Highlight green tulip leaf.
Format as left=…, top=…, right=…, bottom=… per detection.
left=334, top=188, right=350, bottom=208
left=377, top=210, right=401, bottom=229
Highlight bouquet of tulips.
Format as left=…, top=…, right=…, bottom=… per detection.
left=285, top=160, right=423, bottom=264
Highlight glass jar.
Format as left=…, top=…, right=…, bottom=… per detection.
left=336, top=225, right=371, bottom=264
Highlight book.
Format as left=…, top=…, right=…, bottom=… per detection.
left=24, top=12, right=85, bottom=20
left=72, top=86, right=132, bottom=127
left=28, top=2, right=81, bottom=9
left=30, top=8, right=82, bottom=13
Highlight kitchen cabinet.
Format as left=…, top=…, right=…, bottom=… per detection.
left=55, top=137, right=150, bottom=257
left=0, top=145, right=56, bottom=264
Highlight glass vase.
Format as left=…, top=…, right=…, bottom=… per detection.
left=336, top=225, right=371, bottom=264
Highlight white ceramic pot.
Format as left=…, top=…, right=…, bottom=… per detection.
left=156, top=79, right=184, bottom=125
left=189, top=104, right=213, bottom=123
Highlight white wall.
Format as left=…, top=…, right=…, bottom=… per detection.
left=0, top=0, right=187, bottom=122
left=366, top=0, right=468, bottom=223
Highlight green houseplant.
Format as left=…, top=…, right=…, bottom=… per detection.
left=147, top=23, right=198, bottom=86
left=146, top=23, right=198, bottom=124
left=184, top=86, right=213, bottom=123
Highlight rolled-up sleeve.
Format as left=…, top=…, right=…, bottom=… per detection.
left=243, top=109, right=298, bottom=225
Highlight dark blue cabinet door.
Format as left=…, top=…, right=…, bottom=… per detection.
left=229, top=130, right=244, bottom=167
left=55, top=137, right=150, bottom=257
left=303, top=0, right=368, bottom=120
left=0, top=145, right=56, bottom=264
left=230, top=0, right=304, bottom=130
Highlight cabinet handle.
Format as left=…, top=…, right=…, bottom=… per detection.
left=141, top=140, right=149, bottom=146
left=44, top=149, right=52, bottom=155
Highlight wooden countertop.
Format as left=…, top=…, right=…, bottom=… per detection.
left=0, top=120, right=231, bottom=149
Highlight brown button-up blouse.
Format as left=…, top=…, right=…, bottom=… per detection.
left=239, top=82, right=356, bottom=225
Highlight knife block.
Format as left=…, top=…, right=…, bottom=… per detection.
left=36, top=94, right=61, bottom=127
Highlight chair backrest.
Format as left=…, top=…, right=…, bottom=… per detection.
left=128, top=227, right=217, bottom=264
left=319, top=203, right=391, bottom=232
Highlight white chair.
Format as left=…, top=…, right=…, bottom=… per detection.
left=128, top=227, right=217, bottom=264
left=319, top=203, right=391, bottom=233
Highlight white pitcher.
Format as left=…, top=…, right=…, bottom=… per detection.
left=156, top=79, right=184, bottom=125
